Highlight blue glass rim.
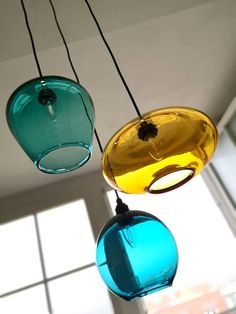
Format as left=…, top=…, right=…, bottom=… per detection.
left=122, top=282, right=173, bottom=301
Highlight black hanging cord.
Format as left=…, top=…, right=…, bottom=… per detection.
left=20, top=0, right=43, bottom=78
left=94, top=129, right=103, bottom=154
left=84, top=0, right=142, bottom=119
left=48, top=0, right=102, bottom=151
left=48, top=0, right=103, bottom=153
left=48, top=0, right=80, bottom=83
left=114, top=189, right=119, bottom=199
left=48, top=0, right=122, bottom=205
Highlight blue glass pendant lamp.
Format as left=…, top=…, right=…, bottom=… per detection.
left=96, top=198, right=178, bottom=301
left=6, top=0, right=94, bottom=174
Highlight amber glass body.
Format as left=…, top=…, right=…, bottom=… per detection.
left=102, top=107, right=218, bottom=194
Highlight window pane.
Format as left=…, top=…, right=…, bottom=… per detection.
left=49, top=266, right=114, bottom=314
left=37, top=199, right=95, bottom=277
left=107, top=175, right=236, bottom=313
left=211, top=132, right=236, bottom=206
left=0, top=285, right=48, bottom=314
left=0, top=216, right=43, bottom=294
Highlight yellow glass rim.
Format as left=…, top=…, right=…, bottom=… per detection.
left=147, top=168, right=195, bottom=194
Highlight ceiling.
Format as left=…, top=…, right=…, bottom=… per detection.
left=0, top=0, right=236, bottom=198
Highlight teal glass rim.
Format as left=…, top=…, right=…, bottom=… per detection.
left=36, top=142, right=92, bottom=174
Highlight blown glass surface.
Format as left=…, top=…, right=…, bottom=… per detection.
left=6, top=76, right=94, bottom=174
left=102, top=107, right=218, bottom=194
left=96, top=210, right=178, bottom=301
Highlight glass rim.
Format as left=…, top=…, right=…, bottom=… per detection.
left=36, top=142, right=92, bottom=174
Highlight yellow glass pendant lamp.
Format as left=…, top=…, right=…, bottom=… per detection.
left=83, top=1, right=218, bottom=194
left=102, top=107, right=218, bottom=194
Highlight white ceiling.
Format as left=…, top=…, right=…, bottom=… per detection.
left=0, top=0, right=236, bottom=198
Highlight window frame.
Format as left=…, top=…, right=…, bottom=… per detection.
left=0, top=201, right=100, bottom=313
left=202, top=97, right=236, bottom=237
left=0, top=171, right=143, bottom=314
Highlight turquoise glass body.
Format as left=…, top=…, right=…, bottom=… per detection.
left=6, top=76, right=95, bottom=174
left=96, top=210, right=178, bottom=301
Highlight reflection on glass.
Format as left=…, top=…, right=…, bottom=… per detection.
left=0, top=216, right=43, bottom=294
left=107, top=175, right=236, bottom=313
left=0, top=285, right=48, bottom=314
left=49, top=266, right=114, bottom=314
left=37, top=199, right=95, bottom=277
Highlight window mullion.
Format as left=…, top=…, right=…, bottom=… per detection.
left=34, top=214, right=53, bottom=314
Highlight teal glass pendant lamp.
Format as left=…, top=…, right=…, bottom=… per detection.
left=6, top=0, right=95, bottom=174
left=7, top=77, right=94, bottom=174
left=96, top=198, right=178, bottom=301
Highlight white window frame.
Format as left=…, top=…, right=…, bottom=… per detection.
left=0, top=170, right=144, bottom=314
left=202, top=97, right=236, bottom=237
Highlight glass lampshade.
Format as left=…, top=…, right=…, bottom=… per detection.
left=6, top=76, right=95, bottom=174
left=96, top=210, right=178, bottom=301
left=102, top=107, right=218, bottom=194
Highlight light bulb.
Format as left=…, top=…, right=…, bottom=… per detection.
left=38, top=81, right=57, bottom=121
left=122, top=225, right=136, bottom=248
left=147, top=137, right=162, bottom=161
left=137, top=120, right=162, bottom=161
left=46, top=102, right=57, bottom=122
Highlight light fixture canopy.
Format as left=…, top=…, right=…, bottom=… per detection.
left=102, top=107, right=218, bottom=194
left=7, top=76, right=95, bottom=174
left=96, top=204, right=178, bottom=301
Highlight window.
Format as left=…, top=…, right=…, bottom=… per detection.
left=210, top=100, right=236, bottom=206
left=107, top=175, right=236, bottom=314
left=204, top=97, right=236, bottom=236
left=0, top=199, right=114, bottom=314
